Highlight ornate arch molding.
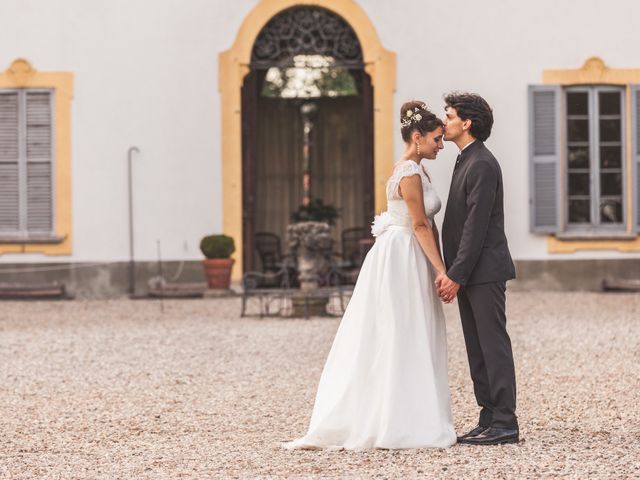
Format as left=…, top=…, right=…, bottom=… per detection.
left=219, top=0, right=396, bottom=278
left=543, top=56, right=640, bottom=85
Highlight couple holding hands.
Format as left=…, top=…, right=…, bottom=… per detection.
left=286, top=92, right=518, bottom=450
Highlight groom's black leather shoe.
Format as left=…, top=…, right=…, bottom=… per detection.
left=457, top=427, right=519, bottom=445
left=456, top=425, right=488, bottom=442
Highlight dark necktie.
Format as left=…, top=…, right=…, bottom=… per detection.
left=454, top=154, right=462, bottom=169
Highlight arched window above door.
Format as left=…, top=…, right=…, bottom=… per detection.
left=251, top=7, right=363, bottom=69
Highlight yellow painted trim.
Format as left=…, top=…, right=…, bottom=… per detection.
left=219, top=0, right=396, bottom=278
left=543, top=57, right=640, bottom=253
left=543, top=57, right=640, bottom=85
left=0, top=59, right=73, bottom=256
left=547, top=236, right=640, bottom=253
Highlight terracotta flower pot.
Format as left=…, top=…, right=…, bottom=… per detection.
left=202, top=258, right=235, bottom=289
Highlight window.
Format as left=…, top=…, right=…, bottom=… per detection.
left=565, top=87, right=625, bottom=230
left=529, top=83, right=640, bottom=239
left=0, top=89, right=55, bottom=240
left=0, top=59, right=72, bottom=255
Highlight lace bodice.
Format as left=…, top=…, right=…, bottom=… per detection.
left=372, top=160, right=441, bottom=236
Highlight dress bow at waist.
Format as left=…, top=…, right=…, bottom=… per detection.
left=371, top=211, right=412, bottom=237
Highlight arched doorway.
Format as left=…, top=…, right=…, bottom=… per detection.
left=219, top=0, right=396, bottom=279
left=241, top=6, right=374, bottom=272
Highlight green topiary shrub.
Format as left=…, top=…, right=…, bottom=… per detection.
left=200, top=234, right=235, bottom=259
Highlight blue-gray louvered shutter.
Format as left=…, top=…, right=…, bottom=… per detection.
left=0, top=91, right=20, bottom=233
left=632, top=85, right=640, bottom=232
left=25, top=91, right=53, bottom=234
left=529, top=85, right=561, bottom=234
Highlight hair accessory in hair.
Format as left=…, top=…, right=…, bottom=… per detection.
left=401, top=103, right=428, bottom=128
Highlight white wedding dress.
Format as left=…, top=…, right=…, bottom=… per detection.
left=285, top=160, right=456, bottom=450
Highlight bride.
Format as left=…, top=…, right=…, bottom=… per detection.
left=285, top=101, right=456, bottom=450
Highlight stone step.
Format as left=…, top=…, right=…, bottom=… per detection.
left=0, top=282, right=67, bottom=300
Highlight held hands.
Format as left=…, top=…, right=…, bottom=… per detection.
left=435, top=272, right=460, bottom=304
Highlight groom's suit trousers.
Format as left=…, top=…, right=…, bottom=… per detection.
left=457, top=281, right=517, bottom=429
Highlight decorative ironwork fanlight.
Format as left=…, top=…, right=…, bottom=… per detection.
left=251, top=6, right=363, bottom=69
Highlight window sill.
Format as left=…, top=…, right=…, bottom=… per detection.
left=547, top=234, right=640, bottom=253
left=0, top=235, right=66, bottom=245
left=555, top=232, right=637, bottom=241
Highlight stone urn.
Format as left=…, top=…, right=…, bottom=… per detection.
left=287, top=221, right=334, bottom=291
left=286, top=221, right=334, bottom=316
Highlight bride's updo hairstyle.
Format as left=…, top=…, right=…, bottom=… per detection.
left=400, top=100, right=443, bottom=143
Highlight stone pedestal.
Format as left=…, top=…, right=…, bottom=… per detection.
left=287, top=292, right=329, bottom=318
left=284, top=221, right=336, bottom=317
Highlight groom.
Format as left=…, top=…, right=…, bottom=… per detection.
left=435, top=92, right=518, bottom=445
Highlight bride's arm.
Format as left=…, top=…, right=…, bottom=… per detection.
left=399, top=175, right=446, bottom=275
left=432, top=221, right=441, bottom=254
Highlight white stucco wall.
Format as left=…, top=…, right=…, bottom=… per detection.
left=1, top=0, right=639, bottom=264
left=368, top=0, right=640, bottom=259
left=365, top=0, right=640, bottom=260
left=0, top=0, right=256, bottom=262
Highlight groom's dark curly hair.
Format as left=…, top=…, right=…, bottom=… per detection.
left=444, top=92, right=493, bottom=142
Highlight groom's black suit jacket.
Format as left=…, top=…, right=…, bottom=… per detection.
left=442, top=141, right=516, bottom=286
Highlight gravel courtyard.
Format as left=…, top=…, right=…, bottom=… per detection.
left=0, top=292, right=638, bottom=479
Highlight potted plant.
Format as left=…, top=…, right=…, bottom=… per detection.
left=291, top=198, right=340, bottom=225
left=200, top=234, right=235, bottom=289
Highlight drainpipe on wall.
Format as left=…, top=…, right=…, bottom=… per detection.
left=127, top=146, right=140, bottom=297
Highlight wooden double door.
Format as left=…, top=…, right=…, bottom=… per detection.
left=241, top=70, right=374, bottom=272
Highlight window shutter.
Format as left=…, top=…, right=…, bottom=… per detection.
left=529, top=85, right=561, bottom=234
left=0, top=92, right=20, bottom=233
left=633, top=85, right=640, bottom=232
left=25, top=91, right=53, bottom=233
